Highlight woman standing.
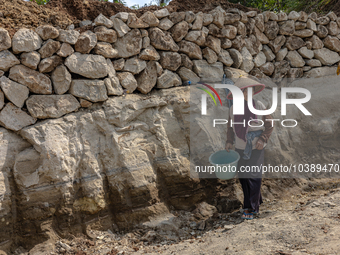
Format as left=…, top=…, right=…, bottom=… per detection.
left=225, top=77, right=274, bottom=220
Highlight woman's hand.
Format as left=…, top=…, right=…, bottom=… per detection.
left=255, top=138, right=264, bottom=150
left=225, top=142, right=233, bottom=152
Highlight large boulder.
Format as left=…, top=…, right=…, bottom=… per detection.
left=38, top=39, right=60, bottom=59
left=94, top=13, right=113, bottom=28
left=239, top=47, right=254, bottom=73
left=70, top=80, right=108, bottom=102
left=0, top=103, right=36, bottom=131
left=184, top=31, right=206, bottom=46
left=149, top=27, right=179, bottom=52
left=12, top=28, right=42, bottom=53
left=205, top=35, right=221, bottom=54
left=285, top=50, right=305, bottom=68
left=279, top=20, right=295, bottom=35
left=170, top=21, right=189, bottom=42
left=57, top=43, right=74, bottom=57
left=323, top=36, right=340, bottom=52
left=139, top=46, right=160, bottom=61
left=268, top=35, right=286, bottom=53
left=115, top=29, right=143, bottom=58
left=264, top=21, right=279, bottom=40
left=228, top=48, right=243, bottom=69
left=0, top=50, right=20, bottom=71
left=38, top=55, right=63, bottom=73
left=26, top=95, right=81, bottom=119
left=285, top=36, right=306, bottom=50
left=140, top=11, right=159, bottom=27
left=57, top=30, right=80, bottom=45
left=9, top=65, right=52, bottom=94
left=65, top=53, right=108, bottom=79
left=127, top=13, right=149, bottom=28
left=94, top=26, right=117, bottom=43
left=93, top=42, right=118, bottom=58
left=177, top=67, right=200, bottom=84
left=111, top=17, right=131, bottom=37
left=0, top=76, right=29, bottom=108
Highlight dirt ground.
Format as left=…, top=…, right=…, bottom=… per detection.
left=14, top=178, right=340, bottom=255
left=0, top=0, right=257, bottom=36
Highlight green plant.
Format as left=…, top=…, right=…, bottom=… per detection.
left=30, top=0, right=50, bottom=5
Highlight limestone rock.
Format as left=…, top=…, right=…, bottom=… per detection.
left=0, top=103, right=36, bottom=131
left=224, top=13, right=240, bottom=25
left=268, top=35, right=286, bottom=53
left=160, top=52, right=181, bottom=71
left=285, top=36, right=306, bottom=50
left=264, top=21, right=279, bottom=40
left=285, top=50, right=305, bottom=67
left=57, top=43, right=74, bottom=57
left=254, top=14, right=265, bottom=32
left=314, top=48, right=340, bottom=65
left=304, top=66, right=337, bottom=78
left=36, top=25, right=59, bottom=41
left=113, top=58, right=125, bottom=71
left=254, top=26, right=269, bottom=44
left=178, top=40, right=202, bottom=60
left=51, top=65, right=72, bottom=95
left=12, top=28, right=42, bottom=53
left=169, top=12, right=186, bottom=24
left=117, top=72, right=138, bottom=92
left=123, top=57, right=147, bottom=74
left=217, top=50, right=233, bottom=67
left=239, top=47, right=254, bottom=73
left=192, top=12, right=204, bottom=30
left=277, top=12, right=288, bottom=21
left=57, top=30, right=80, bottom=45
left=170, top=21, right=189, bottom=42
left=104, top=77, right=123, bottom=96
left=235, top=21, right=247, bottom=36
left=262, top=45, right=276, bottom=61
left=316, top=25, right=328, bottom=38
left=316, top=16, right=330, bottom=25
left=26, top=95, right=80, bottom=119
left=140, top=11, right=159, bottom=27
left=136, top=61, right=158, bottom=94
left=192, top=60, right=223, bottom=82
left=0, top=28, right=11, bottom=51
left=0, top=76, right=29, bottom=108
left=157, top=70, right=182, bottom=88
left=221, top=38, right=232, bottom=49
left=80, top=99, right=92, bottom=107
left=115, top=29, right=143, bottom=58
left=327, top=21, right=338, bottom=36
left=288, top=11, right=300, bottom=21
left=295, top=21, right=307, bottom=30
left=9, top=65, right=52, bottom=94
left=181, top=54, right=193, bottom=70
left=307, top=19, right=317, bottom=31
left=127, top=13, right=149, bottom=29
left=139, top=46, right=160, bottom=61
left=205, top=35, right=221, bottom=53
left=39, top=39, right=61, bottom=59
left=323, top=36, right=340, bottom=52
left=111, top=18, right=131, bottom=37
left=253, top=51, right=266, bottom=68
left=231, top=35, right=245, bottom=51
left=305, top=59, right=322, bottom=67
left=149, top=28, right=179, bottom=52
left=221, top=25, right=237, bottom=39
left=177, top=67, right=200, bottom=84
left=65, top=53, right=108, bottom=79
left=93, top=42, right=118, bottom=58
left=0, top=89, right=4, bottom=110
left=298, top=47, right=314, bottom=59
left=94, top=13, right=113, bottom=28
left=276, top=47, right=288, bottom=61
left=245, top=34, right=262, bottom=56
left=156, top=62, right=163, bottom=76
left=143, top=37, right=150, bottom=48
left=185, top=30, right=206, bottom=46
left=210, top=7, right=225, bottom=28
left=306, top=35, right=324, bottom=50
left=70, top=79, right=108, bottom=102
left=0, top=50, right=20, bottom=71
left=38, top=55, right=63, bottom=73
left=259, top=62, right=275, bottom=76
left=94, top=26, right=117, bottom=43
left=75, top=31, right=97, bottom=54
left=279, top=20, right=295, bottom=35
left=158, top=18, right=174, bottom=30
left=114, top=12, right=129, bottom=22
left=202, top=47, right=218, bottom=64
left=154, top=9, right=170, bottom=19
left=293, top=29, right=313, bottom=38
left=228, top=48, right=243, bottom=68
left=272, top=60, right=290, bottom=81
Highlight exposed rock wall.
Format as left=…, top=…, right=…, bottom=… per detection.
left=1, top=6, right=340, bottom=252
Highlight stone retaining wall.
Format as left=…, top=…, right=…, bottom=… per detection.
left=0, top=7, right=340, bottom=131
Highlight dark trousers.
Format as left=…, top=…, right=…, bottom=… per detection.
left=236, top=148, right=264, bottom=213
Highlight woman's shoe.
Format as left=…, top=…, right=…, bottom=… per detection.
left=241, top=212, right=253, bottom=220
